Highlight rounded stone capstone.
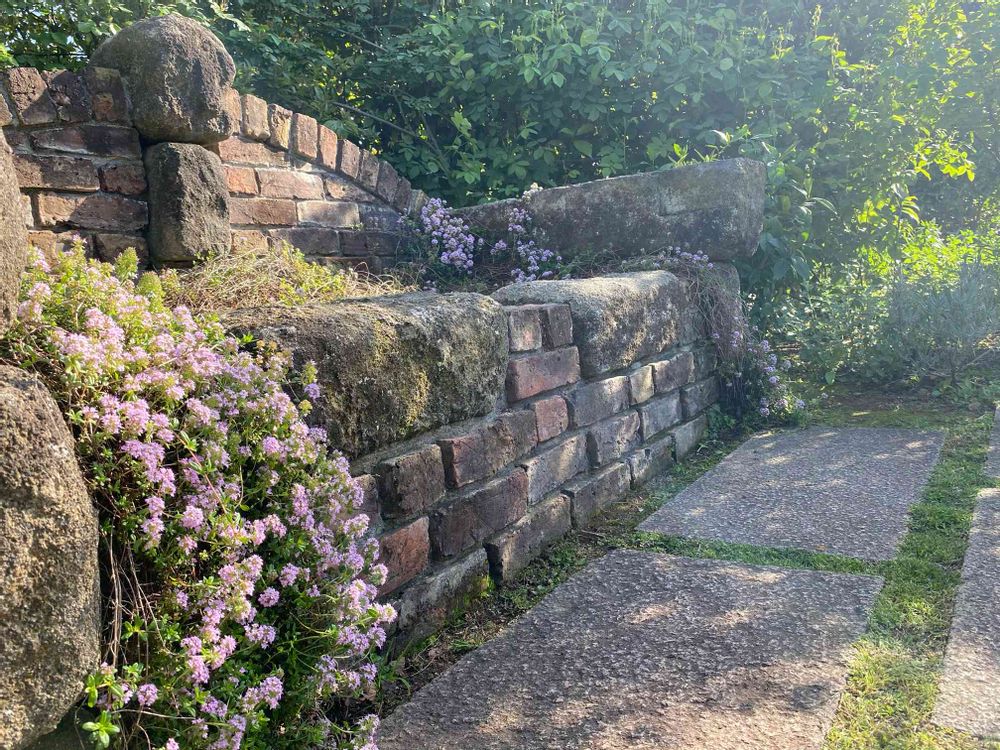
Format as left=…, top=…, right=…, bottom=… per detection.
left=0, top=366, right=99, bottom=750
left=0, top=129, right=27, bottom=334
left=90, top=14, right=237, bottom=144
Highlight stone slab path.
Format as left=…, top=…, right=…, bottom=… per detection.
left=638, top=427, right=942, bottom=560
left=378, top=550, right=883, bottom=750
left=933, top=487, right=1000, bottom=739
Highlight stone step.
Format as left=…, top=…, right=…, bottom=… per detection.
left=932, top=488, right=1000, bottom=739
left=638, top=427, right=942, bottom=561
left=378, top=549, right=882, bottom=750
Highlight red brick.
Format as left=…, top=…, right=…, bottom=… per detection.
left=267, top=104, right=292, bottom=149
left=357, top=151, right=380, bottom=192
left=1, top=68, right=57, bottom=125
left=394, top=549, right=489, bottom=643
left=519, top=434, right=588, bottom=503
left=12, top=154, right=99, bottom=191
left=379, top=517, right=430, bottom=595
left=652, top=350, right=695, bottom=393
left=99, top=162, right=146, bottom=195
left=84, top=67, right=129, bottom=123
left=354, top=473, right=382, bottom=523
left=517, top=303, right=573, bottom=348
left=94, top=233, right=148, bottom=265
left=337, top=138, right=362, bottom=180
left=36, top=192, right=147, bottom=231
left=228, top=197, right=297, bottom=226
left=326, top=175, right=372, bottom=202
left=215, top=136, right=288, bottom=166
left=268, top=228, right=341, bottom=256
left=438, top=411, right=537, bottom=489
left=627, top=432, right=676, bottom=486
left=587, top=411, right=641, bottom=467
left=231, top=229, right=269, bottom=254
left=375, top=159, right=399, bottom=202
left=565, top=376, right=629, bottom=427
left=30, top=125, right=140, bottom=158
left=221, top=88, right=241, bottom=137
left=317, top=125, right=339, bottom=169
left=224, top=165, right=258, bottom=195
left=290, top=112, right=318, bottom=160
left=391, top=177, right=413, bottom=214
left=297, top=200, right=360, bottom=228
left=484, top=493, right=570, bottom=581
left=42, top=70, right=90, bottom=122
left=28, top=230, right=89, bottom=254
left=532, top=396, right=569, bottom=443
left=506, top=347, right=581, bottom=402
left=506, top=306, right=542, bottom=353
left=629, top=365, right=655, bottom=405
left=565, top=461, right=629, bottom=527
left=257, top=169, right=323, bottom=199
left=680, top=377, right=719, bottom=419
left=376, top=444, right=446, bottom=520
left=430, top=469, right=529, bottom=558
left=241, top=94, right=269, bottom=140
left=638, top=392, right=682, bottom=439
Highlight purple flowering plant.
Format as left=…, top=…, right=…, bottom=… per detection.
left=1, top=244, right=394, bottom=750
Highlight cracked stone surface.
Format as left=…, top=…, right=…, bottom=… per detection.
left=638, top=427, right=942, bottom=561
left=378, top=550, right=882, bottom=750
left=932, top=488, right=1000, bottom=739
left=985, top=407, right=1000, bottom=479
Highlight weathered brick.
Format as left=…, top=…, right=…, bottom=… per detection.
left=241, top=94, right=269, bottom=140
left=338, top=231, right=368, bottom=256
left=30, top=125, right=140, bottom=158
left=36, top=192, right=147, bottom=231
left=221, top=88, right=241, bottom=137
left=506, top=306, right=542, bottom=353
left=519, top=434, right=588, bottom=503
left=28, top=230, right=88, bottom=254
left=268, top=227, right=341, bottom=256
left=12, top=154, right=99, bottom=191
left=376, top=159, right=399, bottom=202
left=364, top=231, right=404, bottom=257
left=290, top=112, right=318, bottom=159
left=430, top=469, right=529, bottom=558
left=354, top=473, right=381, bottom=522
left=317, top=125, right=339, bottom=169
left=438, top=411, right=537, bottom=489
left=629, top=365, right=655, bottom=405
left=681, top=377, right=719, bottom=419
left=537, top=304, right=573, bottom=348
left=693, top=345, right=719, bottom=378
left=565, top=461, right=629, bottom=527
left=3, top=126, right=28, bottom=151
left=214, top=136, right=288, bottom=166
left=359, top=203, right=403, bottom=231
left=94, top=233, right=148, bottom=265
left=587, top=411, right=641, bottom=467
left=231, top=229, right=269, bottom=254
left=409, top=189, right=429, bottom=217
left=228, top=197, right=297, bottom=227
left=506, top=347, right=581, bottom=402
left=391, top=177, right=413, bottom=214
left=42, top=70, right=90, bottom=122
left=267, top=104, right=292, bottom=149
left=376, top=444, right=446, bottom=520
left=1, top=68, right=57, bottom=125
left=532, top=395, right=569, bottom=443
left=484, top=493, right=570, bottom=581
left=256, top=169, right=323, bottom=199
left=297, top=200, right=361, bottom=228
left=358, top=151, right=380, bottom=192
left=83, top=67, right=129, bottom=123
left=0, top=90, right=12, bottom=126
left=394, top=548, right=489, bottom=644
left=638, top=392, right=682, bottom=439
left=21, top=195, right=33, bottom=227
left=627, top=432, right=675, bottom=486
left=672, top=414, right=708, bottom=459
left=224, top=165, right=258, bottom=195
left=652, top=350, right=695, bottom=394
left=326, top=175, right=374, bottom=202
left=99, top=162, right=146, bottom=195
left=337, top=138, right=362, bottom=180
left=566, top=376, right=629, bottom=428
left=379, top=517, right=430, bottom=595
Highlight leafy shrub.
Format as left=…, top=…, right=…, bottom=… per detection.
left=0, top=245, right=394, bottom=750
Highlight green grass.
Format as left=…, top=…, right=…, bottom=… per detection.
left=376, top=390, right=1000, bottom=749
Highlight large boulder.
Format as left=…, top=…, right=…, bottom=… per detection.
left=0, top=367, right=99, bottom=750
left=90, top=14, right=237, bottom=144
left=145, top=142, right=230, bottom=264
left=493, top=271, right=705, bottom=377
left=226, top=293, right=509, bottom=457
left=0, top=129, right=27, bottom=334
left=460, top=158, right=766, bottom=262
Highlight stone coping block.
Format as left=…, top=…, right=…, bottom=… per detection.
left=378, top=550, right=882, bottom=749
left=225, top=292, right=507, bottom=457
left=640, top=427, right=943, bottom=561
left=494, top=271, right=702, bottom=377
left=459, top=158, right=766, bottom=262
left=932, top=488, right=1000, bottom=738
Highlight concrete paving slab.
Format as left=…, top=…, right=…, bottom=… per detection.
left=378, top=549, right=882, bottom=750
left=933, top=488, right=1000, bottom=739
left=638, top=427, right=942, bottom=561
